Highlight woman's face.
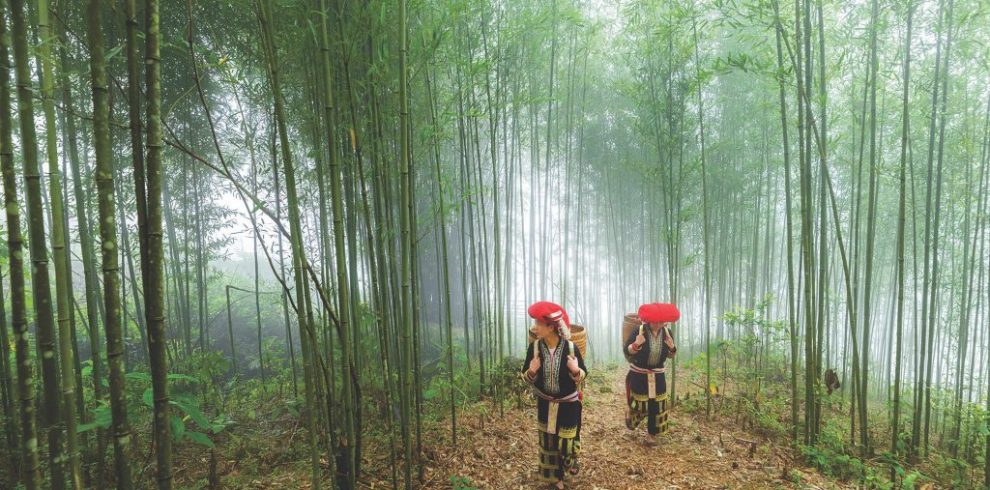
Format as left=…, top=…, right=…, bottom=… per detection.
left=532, top=318, right=555, bottom=339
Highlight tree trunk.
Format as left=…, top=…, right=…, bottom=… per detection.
left=9, top=0, right=65, bottom=486
left=257, top=1, right=322, bottom=487
left=84, top=0, right=135, bottom=487
left=142, top=0, right=173, bottom=485
left=316, top=1, right=357, bottom=483
left=0, top=3, right=40, bottom=485
left=398, top=0, right=416, bottom=486
left=691, top=5, right=713, bottom=419
left=891, top=0, right=913, bottom=466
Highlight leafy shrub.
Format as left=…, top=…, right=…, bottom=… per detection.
left=79, top=369, right=234, bottom=449
left=449, top=475, right=478, bottom=489
left=800, top=444, right=896, bottom=489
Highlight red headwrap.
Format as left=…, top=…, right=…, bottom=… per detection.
left=528, top=301, right=571, bottom=339
left=638, top=303, right=680, bottom=324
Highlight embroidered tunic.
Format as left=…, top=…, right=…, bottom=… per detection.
left=624, top=325, right=676, bottom=435
left=522, top=339, right=587, bottom=482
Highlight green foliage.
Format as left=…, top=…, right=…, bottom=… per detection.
left=928, top=453, right=972, bottom=488
left=79, top=365, right=233, bottom=449
left=800, top=444, right=896, bottom=489
left=877, top=451, right=906, bottom=481
left=901, top=471, right=922, bottom=489
left=800, top=444, right=867, bottom=482
left=493, top=356, right=531, bottom=400
left=421, top=342, right=507, bottom=415
left=186, top=431, right=215, bottom=448
left=698, top=299, right=791, bottom=433
left=787, top=469, right=803, bottom=484
left=734, top=387, right=787, bottom=436
left=449, top=475, right=478, bottom=490
left=172, top=350, right=231, bottom=386
left=76, top=402, right=111, bottom=433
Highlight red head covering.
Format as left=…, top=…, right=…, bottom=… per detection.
left=638, top=303, right=680, bottom=324
left=528, top=301, right=571, bottom=339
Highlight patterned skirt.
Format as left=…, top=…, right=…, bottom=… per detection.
left=535, top=398, right=582, bottom=482
left=626, top=372, right=670, bottom=436
left=627, top=391, right=670, bottom=435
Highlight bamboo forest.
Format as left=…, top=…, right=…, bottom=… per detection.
left=1, top=0, right=990, bottom=488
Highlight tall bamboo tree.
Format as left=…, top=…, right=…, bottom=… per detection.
left=36, top=0, right=82, bottom=483
left=316, top=0, right=357, bottom=484
left=771, top=0, right=799, bottom=444
left=398, top=0, right=416, bottom=486
left=891, top=0, right=913, bottom=466
left=691, top=1, right=713, bottom=418
left=257, top=1, right=322, bottom=487
left=84, top=1, right=135, bottom=487
left=142, top=0, right=173, bottom=485
left=57, top=9, right=105, bottom=463
left=9, top=0, right=65, bottom=485
left=0, top=2, right=39, bottom=486
left=859, top=0, right=882, bottom=454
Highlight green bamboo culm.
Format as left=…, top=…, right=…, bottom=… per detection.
left=0, top=1, right=39, bottom=487
left=36, top=0, right=82, bottom=484
left=57, top=2, right=107, bottom=477
left=424, top=63, right=457, bottom=447
left=9, top=0, right=65, bottom=487
left=690, top=2, right=712, bottom=421
left=141, top=0, right=173, bottom=486
left=398, top=0, right=416, bottom=487
left=84, top=1, right=136, bottom=488
left=890, top=0, right=914, bottom=472
left=256, top=1, right=322, bottom=488
left=316, top=0, right=356, bottom=485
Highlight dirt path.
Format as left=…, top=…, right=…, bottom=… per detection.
left=408, top=368, right=846, bottom=489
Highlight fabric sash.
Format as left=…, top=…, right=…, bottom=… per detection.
left=533, top=389, right=579, bottom=434
left=533, top=389, right=581, bottom=403
left=628, top=364, right=666, bottom=399
left=628, top=365, right=666, bottom=375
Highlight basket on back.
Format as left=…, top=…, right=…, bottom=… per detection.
left=528, top=324, right=587, bottom=358
left=622, top=313, right=642, bottom=344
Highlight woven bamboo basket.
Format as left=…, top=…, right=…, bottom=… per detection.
left=528, top=324, right=587, bottom=358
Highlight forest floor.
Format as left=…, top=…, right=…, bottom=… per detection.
left=357, top=366, right=848, bottom=490
left=178, top=366, right=856, bottom=489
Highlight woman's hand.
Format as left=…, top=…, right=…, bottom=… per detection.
left=528, top=356, right=541, bottom=376
left=629, top=331, right=646, bottom=353
left=663, top=329, right=675, bottom=350
left=566, top=354, right=580, bottom=375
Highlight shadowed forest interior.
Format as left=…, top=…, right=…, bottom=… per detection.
left=0, top=0, right=988, bottom=488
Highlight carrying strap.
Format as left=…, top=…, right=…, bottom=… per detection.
left=568, top=339, right=586, bottom=396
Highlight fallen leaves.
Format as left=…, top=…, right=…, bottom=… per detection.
left=173, top=367, right=858, bottom=489
left=392, top=367, right=850, bottom=489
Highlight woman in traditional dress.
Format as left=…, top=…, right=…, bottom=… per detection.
left=522, top=301, right=587, bottom=488
left=624, top=302, right=678, bottom=443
